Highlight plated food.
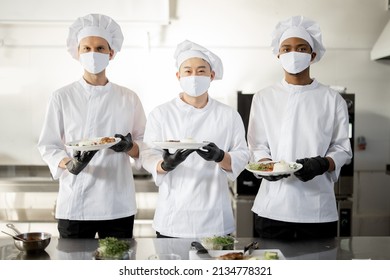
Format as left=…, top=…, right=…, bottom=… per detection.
left=173, top=137, right=196, bottom=143
left=217, top=250, right=283, bottom=260
left=66, top=136, right=120, bottom=151
left=189, top=248, right=285, bottom=260
left=246, top=160, right=302, bottom=176
left=217, top=252, right=244, bottom=260
left=264, top=251, right=279, bottom=260
left=153, top=138, right=208, bottom=149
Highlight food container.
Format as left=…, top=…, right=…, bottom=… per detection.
left=6, top=223, right=51, bottom=253
left=200, top=236, right=236, bottom=250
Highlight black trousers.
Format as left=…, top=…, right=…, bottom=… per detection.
left=58, top=216, right=134, bottom=239
left=255, top=215, right=337, bottom=240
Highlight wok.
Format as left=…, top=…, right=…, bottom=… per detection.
left=6, top=223, right=51, bottom=253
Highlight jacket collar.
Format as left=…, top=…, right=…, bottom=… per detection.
left=281, top=78, right=318, bottom=93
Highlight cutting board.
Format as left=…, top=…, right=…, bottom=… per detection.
left=189, top=249, right=285, bottom=260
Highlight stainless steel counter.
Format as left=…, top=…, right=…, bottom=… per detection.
left=1, top=236, right=390, bottom=260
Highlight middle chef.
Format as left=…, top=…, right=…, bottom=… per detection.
left=141, top=40, right=250, bottom=238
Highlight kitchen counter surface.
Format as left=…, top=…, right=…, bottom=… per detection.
left=1, top=236, right=390, bottom=260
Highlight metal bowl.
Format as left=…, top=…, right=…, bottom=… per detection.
left=13, top=232, right=51, bottom=253
left=6, top=223, right=51, bottom=253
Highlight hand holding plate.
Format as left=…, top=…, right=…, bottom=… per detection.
left=294, top=156, right=330, bottom=182
left=196, top=142, right=225, bottom=162
left=66, top=150, right=98, bottom=175
left=110, top=133, right=133, bottom=152
left=161, top=149, right=196, bottom=172
left=254, top=173, right=290, bottom=181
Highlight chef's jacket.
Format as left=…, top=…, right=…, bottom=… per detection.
left=141, top=94, right=250, bottom=238
left=37, top=78, right=146, bottom=220
left=247, top=79, right=352, bottom=223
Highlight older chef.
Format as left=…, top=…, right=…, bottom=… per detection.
left=37, top=14, right=146, bottom=238
left=247, top=16, right=352, bottom=239
left=141, top=40, right=250, bottom=238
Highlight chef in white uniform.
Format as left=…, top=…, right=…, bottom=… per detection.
left=37, top=14, right=146, bottom=238
left=247, top=16, right=352, bottom=239
left=141, top=40, right=250, bottom=238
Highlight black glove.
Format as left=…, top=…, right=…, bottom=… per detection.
left=196, top=142, right=225, bottom=163
left=66, top=150, right=98, bottom=175
left=294, top=156, right=330, bottom=182
left=254, top=174, right=290, bottom=181
left=161, top=149, right=196, bottom=172
left=110, top=133, right=133, bottom=153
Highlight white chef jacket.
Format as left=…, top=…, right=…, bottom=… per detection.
left=247, top=79, right=352, bottom=223
left=37, top=78, right=146, bottom=220
left=141, top=93, right=250, bottom=238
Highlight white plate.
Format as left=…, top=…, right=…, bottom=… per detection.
left=245, top=161, right=302, bottom=176
left=247, top=249, right=285, bottom=260
left=65, top=137, right=120, bottom=151
left=153, top=141, right=208, bottom=150
left=189, top=249, right=286, bottom=260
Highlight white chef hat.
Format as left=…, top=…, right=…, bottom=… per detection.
left=271, top=15, right=326, bottom=63
left=66, top=14, right=124, bottom=60
left=174, top=40, right=223, bottom=80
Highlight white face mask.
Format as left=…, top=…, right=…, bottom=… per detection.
left=179, top=76, right=211, bottom=97
left=79, top=52, right=110, bottom=74
left=279, top=52, right=312, bottom=74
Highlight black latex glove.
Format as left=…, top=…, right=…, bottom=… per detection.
left=110, top=133, right=133, bottom=153
left=196, top=142, right=225, bottom=163
left=161, top=149, right=196, bottom=172
left=254, top=174, right=290, bottom=181
left=294, top=156, right=330, bottom=182
left=65, top=150, right=98, bottom=175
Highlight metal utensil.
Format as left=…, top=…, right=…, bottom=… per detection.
left=1, top=230, right=26, bottom=241
left=6, top=223, right=22, bottom=235
left=243, top=241, right=260, bottom=256
left=191, top=241, right=212, bottom=258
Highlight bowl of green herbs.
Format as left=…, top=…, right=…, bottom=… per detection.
left=201, top=236, right=236, bottom=250
left=93, top=237, right=132, bottom=260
